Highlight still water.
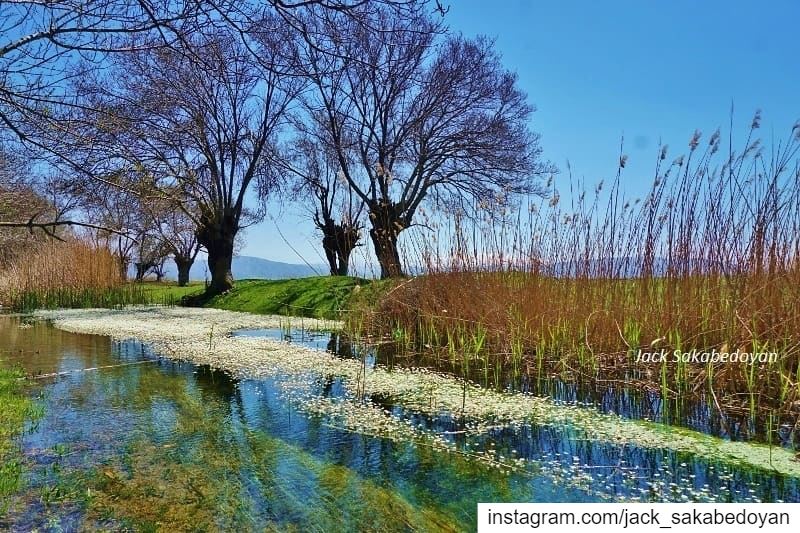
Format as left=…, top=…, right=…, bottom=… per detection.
left=2, top=317, right=799, bottom=531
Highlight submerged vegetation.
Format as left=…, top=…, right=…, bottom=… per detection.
left=1, top=0, right=799, bottom=527
left=5, top=315, right=799, bottom=530
left=35, top=307, right=800, bottom=479
left=0, top=363, right=42, bottom=514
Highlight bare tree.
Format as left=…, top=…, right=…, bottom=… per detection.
left=1, top=0, right=441, bottom=280
left=282, top=134, right=364, bottom=276
left=298, top=8, right=551, bottom=277
left=0, top=145, right=53, bottom=265
left=70, top=29, right=298, bottom=294
left=144, top=195, right=203, bottom=286
left=75, top=179, right=143, bottom=278
left=133, top=228, right=170, bottom=281
left=0, top=1, right=205, bottom=142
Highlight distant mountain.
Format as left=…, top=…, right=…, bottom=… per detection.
left=134, top=255, right=326, bottom=281
left=225, top=255, right=325, bottom=280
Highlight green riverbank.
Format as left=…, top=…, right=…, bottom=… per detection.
left=139, top=276, right=386, bottom=320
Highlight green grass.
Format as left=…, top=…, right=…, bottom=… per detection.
left=199, top=277, right=376, bottom=320
left=137, top=281, right=205, bottom=302
left=7, top=276, right=391, bottom=320
left=7, top=284, right=153, bottom=312
left=0, top=363, right=43, bottom=513
left=134, top=277, right=389, bottom=320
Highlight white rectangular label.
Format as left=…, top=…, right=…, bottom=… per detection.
left=477, top=503, right=800, bottom=532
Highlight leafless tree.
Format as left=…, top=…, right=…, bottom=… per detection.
left=1, top=0, right=441, bottom=285
left=0, top=145, right=51, bottom=265
left=68, top=29, right=298, bottom=294
left=143, top=195, right=203, bottom=285
left=298, top=7, right=551, bottom=277
left=133, top=228, right=170, bottom=281
left=0, top=1, right=205, bottom=142
left=282, top=134, right=364, bottom=276
left=75, top=179, right=143, bottom=278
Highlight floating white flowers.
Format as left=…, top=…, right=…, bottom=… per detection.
left=36, top=306, right=800, bottom=496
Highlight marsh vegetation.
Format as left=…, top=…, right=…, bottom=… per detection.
left=4, top=310, right=800, bottom=529
left=354, top=117, right=800, bottom=443
left=2, top=0, right=800, bottom=528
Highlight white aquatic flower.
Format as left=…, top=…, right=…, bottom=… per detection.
left=34, top=305, right=800, bottom=497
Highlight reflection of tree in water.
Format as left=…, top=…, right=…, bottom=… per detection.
left=194, top=364, right=240, bottom=407
left=15, top=320, right=800, bottom=530
left=326, top=332, right=353, bottom=358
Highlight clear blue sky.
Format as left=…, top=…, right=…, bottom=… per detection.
left=242, top=0, right=800, bottom=266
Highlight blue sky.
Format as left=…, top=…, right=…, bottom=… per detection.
left=242, top=0, right=800, bottom=266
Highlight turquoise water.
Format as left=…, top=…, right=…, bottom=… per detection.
left=1, top=317, right=799, bottom=531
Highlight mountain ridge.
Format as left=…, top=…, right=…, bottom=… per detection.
left=137, top=254, right=326, bottom=281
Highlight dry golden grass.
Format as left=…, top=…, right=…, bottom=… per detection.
left=357, top=115, right=800, bottom=426
left=0, top=238, right=125, bottom=309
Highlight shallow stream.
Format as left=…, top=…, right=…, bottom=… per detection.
left=1, top=314, right=799, bottom=531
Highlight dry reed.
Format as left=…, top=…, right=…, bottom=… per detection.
left=0, top=238, right=134, bottom=310
left=356, top=113, right=800, bottom=433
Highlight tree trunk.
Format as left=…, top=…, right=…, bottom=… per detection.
left=117, top=255, right=130, bottom=281
left=368, top=200, right=405, bottom=278
left=196, top=215, right=237, bottom=296
left=321, top=230, right=339, bottom=276
left=335, top=250, right=351, bottom=276
left=134, top=262, right=148, bottom=282
left=335, top=223, right=360, bottom=277
left=369, top=226, right=403, bottom=278
left=320, top=220, right=360, bottom=277
left=205, top=241, right=234, bottom=294
left=174, top=255, right=193, bottom=287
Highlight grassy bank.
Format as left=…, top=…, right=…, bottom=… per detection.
left=198, top=277, right=363, bottom=319
left=141, top=276, right=390, bottom=320
left=4, top=274, right=386, bottom=318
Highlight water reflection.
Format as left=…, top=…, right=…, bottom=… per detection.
left=235, top=327, right=798, bottom=446
left=1, top=317, right=799, bottom=531
left=0, top=318, right=586, bottom=531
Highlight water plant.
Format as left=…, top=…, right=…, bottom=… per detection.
left=36, top=307, right=800, bottom=479
left=350, top=116, right=800, bottom=434
left=0, top=362, right=43, bottom=514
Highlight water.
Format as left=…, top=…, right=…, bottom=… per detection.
left=237, top=327, right=796, bottom=446
left=2, top=317, right=799, bottom=531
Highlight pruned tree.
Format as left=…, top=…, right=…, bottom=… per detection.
left=282, top=134, right=364, bottom=276
left=1, top=0, right=442, bottom=282
left=69, top=28, right=298, bottom=294
left=133, top=228, right=170, bottom=281
left=144, top=194, right=203, bottom=286
left=298, top=7, right=552, bottom=277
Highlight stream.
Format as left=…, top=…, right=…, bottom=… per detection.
left=1, top=315, right=799, bottom=531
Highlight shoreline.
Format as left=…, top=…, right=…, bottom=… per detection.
left=33, top=306, right=800, bottom=483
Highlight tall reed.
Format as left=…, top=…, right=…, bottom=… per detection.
left=0, top=238, right=147, bottom=310
left=355, top=114, right=800, bottom=428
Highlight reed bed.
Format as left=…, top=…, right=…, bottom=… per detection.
left=0, top=239, right=151, bottom=311
left=356, top=115, right=800, bottom=433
